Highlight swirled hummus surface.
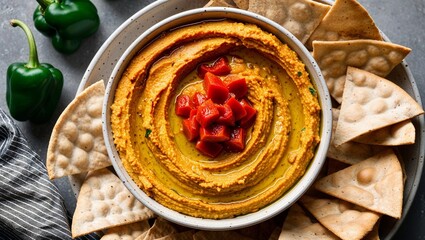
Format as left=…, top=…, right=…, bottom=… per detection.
left=111, top=20, right=321, bottom=219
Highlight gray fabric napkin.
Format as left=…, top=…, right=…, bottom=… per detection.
left=0, top=107, right=99, bottom=240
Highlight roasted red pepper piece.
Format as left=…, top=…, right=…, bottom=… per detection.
left=224, top=75, right=247, bottom=99
left=182, top=109, right=199, bottom=142
left=199, top=124, right=230, bottom=142
left=225, top=127, right=246, bottom=152
left=225, top=97, right=247, bottom=121
left=196, top=140, right=223, bottom=158
left=240, top=99, right=257, bottom=129
left=216, top=104, right=235, bottom=126
left=191, top=92, right=207, bottom=108
left=203, top=72, right=229, bottom=104
left=175, top=95, right=192, bottom=118
left=196, top=99, right=220, bottom=127
left=197, top=57, right=231, bottom=79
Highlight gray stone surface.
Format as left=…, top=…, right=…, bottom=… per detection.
left=0, top=0, right=424, bottom=239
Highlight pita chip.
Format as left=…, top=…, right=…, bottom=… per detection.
left=300, top=195, right=380, bottom=240
left=279, top=203, right=339, bottom=240
left=101, top=220, right=150, bottom=240
left=248, top=0, right=330, bottom=44
left=155, top=230, right=196, bottom=240
left=72, top=168, right=155, bottom=238
left=328, top=108, right=388, bottom=165
left=134, top=217, right=177, bottom=240
left=204, top=0, right=237, bottom=7
left=333, top=67, right=423, bottom=146
left=46, top=80, right=110, bottom=179
left=306, top=0, right=382, bottom=49
left=193, top=230, right=253, bottom=240
left=233, top=0, right=248, bottom=9
left=312, top=40, right=411, bottom=102
left=353, top=120, right=416, bottom=146
left=314, top=149, right=404, bottom=218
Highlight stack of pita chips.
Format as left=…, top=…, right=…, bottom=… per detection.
left=46, top=80, right=156, bottom=238
left=204, top=0, right=423, bottom=239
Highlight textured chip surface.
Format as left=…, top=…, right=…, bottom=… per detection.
left=300, top=195, right=380, bottom=240
left=72, top=168, right=155, bottom=238
left=248, top=0, right=330, bottom=44
left=101, top=221, right=150, bottom=240
left=47, top=80, right=110, bottom=179
left=333, top=67, right=423, bottom=146
left=313, top=40, right=411, bottom=102
left=279, top=203, right=339, bottom=240
left=314, top=149, right=404, bottom=219
left=306, top=0, right=382, bottom=49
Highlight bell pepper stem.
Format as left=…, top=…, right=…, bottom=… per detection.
left=10, top=19, right=40, bottom=69
left=36, top=0, right=56, bottom=11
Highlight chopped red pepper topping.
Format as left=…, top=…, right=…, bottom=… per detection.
left=196, top=99, right=220, bottom=128
left=197, top=57, right=231, bottom=79
left=175, top=56, right=258, bottom=158
left=225, top=127, right=246, bottom=152
left=195, top=140, right=223, bottom=158
left=200, top=124, right=230, bottom=142
left=224, top=75, right=247, bottom=99
left=203, top=72, right=229, bottom=104
left=175, top=95, right=192, bottom=118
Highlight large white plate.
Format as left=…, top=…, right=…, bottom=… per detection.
left=71, top=0, right=424, bottom=239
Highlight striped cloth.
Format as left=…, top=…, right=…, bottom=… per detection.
left=0, top=108, right=99, bottom=240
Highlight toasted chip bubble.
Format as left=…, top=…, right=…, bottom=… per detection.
left=72, top=168, right=155, bottom=238
left=300, top=195, right=380, bottom=240
left=314, top=149, right=404, bottom=219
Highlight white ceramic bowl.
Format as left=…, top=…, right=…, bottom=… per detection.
left=102, top=7, right=332, bottom=230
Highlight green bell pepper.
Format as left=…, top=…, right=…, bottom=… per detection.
left=34, top=0, right=100, bottom=54
left=6, top=19, right=63, bottom=123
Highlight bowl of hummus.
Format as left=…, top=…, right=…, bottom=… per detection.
left=103, top=7, right=332, bottom=230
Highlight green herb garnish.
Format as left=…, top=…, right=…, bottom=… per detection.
left=297, top=71, right=302, bottom=77
left=309, top=87, right=317, bottom=96
left=145, top=129, right=152, bottom=138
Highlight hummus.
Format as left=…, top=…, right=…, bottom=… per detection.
left=111, top=20, right=321, bottom=219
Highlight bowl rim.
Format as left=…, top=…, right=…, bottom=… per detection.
left=102, top=7, right=332, bottom=230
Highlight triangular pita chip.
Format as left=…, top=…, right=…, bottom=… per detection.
left=233, top=0, right=248, bottom=9
left=101, top=220, right=150, bottom=240
left=353, top=120, right=416, bottom=146
left=72, top=168, right=155, bottom=238
left=279, top=203, right=339, bottom=239
left=312, top=40, right=411, bottom=102
left=204, top=0, right=237, bottom=7
left=155, top=230, right=196, bottom=240
left=193, top=230, right=253, bottom=240
left=333, top=67, right=423, bottom=145
left=328, top=108, right=388, bottom=165
left=363, top=221, right=380, bottom=240
left=248, top=0, right=330, bottom=44
left=300, top=195, right=380, bottom=240
left=134, top=217, right=177, bottom=240
left=314, top=149, right=404, bottom=218
left=306, top=0, right=382, bottom=49
left=47, top=80, right=110, bottom=179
